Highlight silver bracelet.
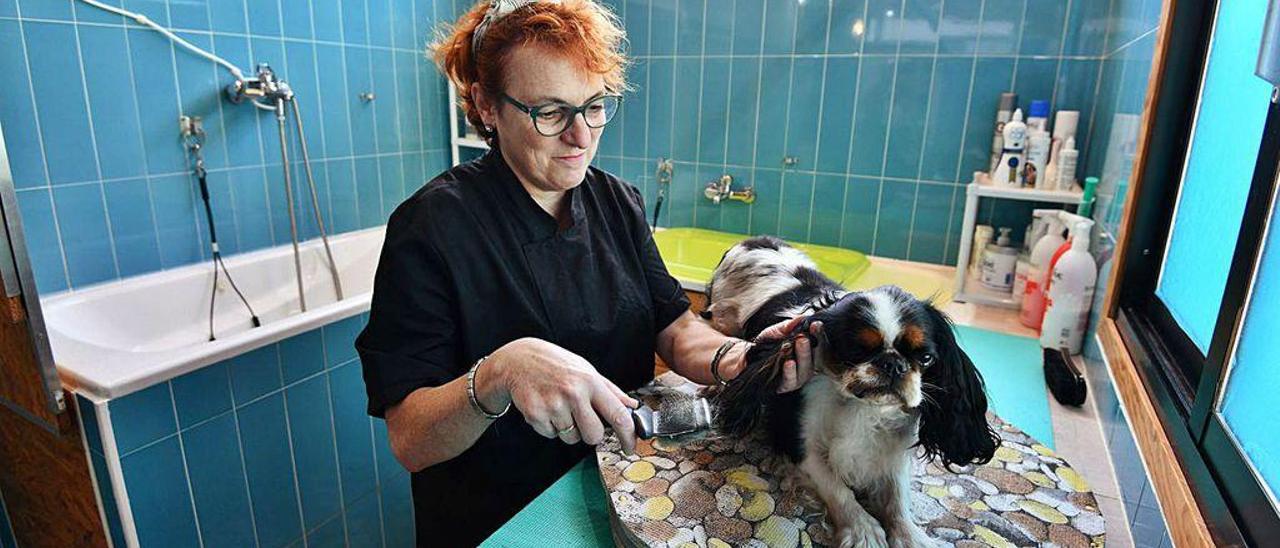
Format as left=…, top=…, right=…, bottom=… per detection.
left=466, top=355, right=510, bottom=420
left=710, top=339, right=746, bottom=386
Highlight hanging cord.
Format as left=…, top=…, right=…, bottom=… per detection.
left=184, top=127, right=261, bottom=341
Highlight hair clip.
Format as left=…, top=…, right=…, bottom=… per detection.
left=472, top=0, right=562, bottom=53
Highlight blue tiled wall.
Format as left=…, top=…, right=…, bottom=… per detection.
left=591, top=0, right=1111, bottom=264
left=1074, top=0, right=1171, bottom=545
left=0, top=0, right=462, bottom=295
left=77, top=314, right=412, bottom=547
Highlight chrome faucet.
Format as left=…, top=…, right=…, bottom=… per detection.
left=703, top=175, right=755, bottom=204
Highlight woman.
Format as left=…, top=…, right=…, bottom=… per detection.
left=356, top=1, right=817, bottom=545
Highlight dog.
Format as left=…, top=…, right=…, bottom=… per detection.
left=704, top=236, right=999, bottom=548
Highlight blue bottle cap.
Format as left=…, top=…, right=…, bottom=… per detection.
left=1029, top=100, right=1050, bottom=118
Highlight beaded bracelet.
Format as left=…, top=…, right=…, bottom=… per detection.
left=466, top=355, right=511, bottom=420
left=710, top=339, right=746, bottom=386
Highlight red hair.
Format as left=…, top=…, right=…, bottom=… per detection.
left=431, top=0, right=629, bottom=143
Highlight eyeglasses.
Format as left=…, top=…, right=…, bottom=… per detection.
left=500, top=92, right=623, bottom=137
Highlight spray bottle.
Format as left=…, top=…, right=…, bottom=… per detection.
left=989, top=93, right=1018, bottom=173
left=1040, top=219, right=1098, bottom=353
left=1019, top=211, right=1067, bottom=324
left=991, top=109, right=1026, bottom=187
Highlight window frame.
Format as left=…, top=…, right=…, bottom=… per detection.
left=1113, top=0, right=1280, bottom=543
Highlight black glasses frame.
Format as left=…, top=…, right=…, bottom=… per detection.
left=500, top=92, right=623, bottom=136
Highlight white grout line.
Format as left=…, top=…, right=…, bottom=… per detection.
left=773, top=2, right=802, bottom=237
left=275, top=346, right=311, bottom=547
left=804, top=0, right=837, bottom=242
left=870, top=0, right=911, bottom=255
left=113, top=20, right=166, bottom=276
left=225, top=365, right=264, bottom=548
left=906, top=0, right=948, bottom=261
left=1050, top=0, right=1075, bottom=110
left=690, top=0, right=707, bottom=228
left=68, top=6, right=123, bottom=280
left=167, top=383, right=207, bottom=548
left=745, top=0, right=768, bottom=234
left=665, top=0, right=679, bottom=227
left=8, top=6, right=71, bottom=290
left=838, top=0, right=874, bottom=250
left=316, top=328, right=351, bottom=546
left=717, top=0, right=737, bottom=230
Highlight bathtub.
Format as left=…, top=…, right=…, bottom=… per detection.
left=45, top=227, right=386, bottom=399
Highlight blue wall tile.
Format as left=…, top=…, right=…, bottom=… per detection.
left=920, top=57, right=974, bottom=182
left=842, top=176, right=880, bottom=251
left=675, top=0, right=704, bottom=56
left=875, top=180, right=915, bottom=258
left=762, top=0, right=798, bottom=55
left=171, top=363, right=232, bottom=428
left=111, top=382, right=177, bottom=455
left=785, top=58, right=824, bottom=170
left=103, top=178, right=163, bottom=278
left=77, top=394, right=104, bottom=456
left=849, top=57, right=894, bottom=176
left=15, top=190, right=68, bottom=294
left=183, top=413, right=257, bottom=548
left=120, top=436, right=200, bottom=547
left=228, top=344, right=282, bottom=405
left=80, top=26, right=148, bottom=181
left=330, top=362, right=378, bottom=504
left=24, top=22, right=98, bottom=186
left=52, top=184, right=115, bottom=286
left=238, top=393, right=304, bottom=548
left=0, top=21, right=47, bottom=189
left=883, top=57, right=933, bottom=179
left=286, top=376, right=342, bottom=532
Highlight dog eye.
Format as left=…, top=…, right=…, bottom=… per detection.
left=919, top=353, right=936, bottom=367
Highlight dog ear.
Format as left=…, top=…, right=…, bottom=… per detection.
left=917, top=304, right=1000, bottom=469
left=712, top=325, right=813, bottom=437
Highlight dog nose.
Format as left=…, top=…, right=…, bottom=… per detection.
left=874, top=353, right=910, bottom=378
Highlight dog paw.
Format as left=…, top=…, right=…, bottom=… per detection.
left=888, top=523, right=935, bottom=548
left=836, top=516, right=889, bottom=548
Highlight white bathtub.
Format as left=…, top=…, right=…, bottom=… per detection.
left=44, top=227, right=386, bottom=400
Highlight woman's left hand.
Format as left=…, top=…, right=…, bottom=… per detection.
left=753, top=316, right=823, bottom=394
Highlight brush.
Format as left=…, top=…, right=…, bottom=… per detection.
left=630, top=392, right=714, bottom=439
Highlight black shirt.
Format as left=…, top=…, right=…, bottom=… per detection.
left=355, top=148, right=690, bottom=547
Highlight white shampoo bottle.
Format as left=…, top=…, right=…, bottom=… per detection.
left=1040, top=220, right=1097, bottom=353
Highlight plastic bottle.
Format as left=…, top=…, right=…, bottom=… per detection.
left=1026, top=130, right=1052, bottom=189
left=989, top=93, right=1018, bottom=173
left=1040, top=220, right=1098, bottom=353
left=1045, top=110, right=1080, bottom=184
left=1079, top=176, right=1099, bottom=218
left=991, top=109, right=1026, bottom=187
left=971, top=225, right=994, bottom=274
left=980, top=228, right=1018, bottom=293
left=1026, top=100, right=1050, bottom=133
left=1019, top=214, right=1067, bottom=327
left=1054, top=137, right=1079, bottom=191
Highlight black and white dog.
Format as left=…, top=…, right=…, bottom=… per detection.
left=705, top=236, right=999, bottom=548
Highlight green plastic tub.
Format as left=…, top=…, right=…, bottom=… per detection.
left=652, top=228, right=952, bottom=304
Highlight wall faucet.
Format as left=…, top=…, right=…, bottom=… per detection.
left=703, top=175, right=755, bottom=204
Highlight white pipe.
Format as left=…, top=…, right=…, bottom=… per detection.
left=76, top=0, right=247, bottom=81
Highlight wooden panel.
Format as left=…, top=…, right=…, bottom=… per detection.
left=1098, top=319, right=1214, bottom=548
left=0, top=399, right=108, bottom=548
left=0, top=295, right=58, bottom=427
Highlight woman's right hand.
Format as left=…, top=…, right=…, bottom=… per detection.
left=486, top=338, right=640, bottom=454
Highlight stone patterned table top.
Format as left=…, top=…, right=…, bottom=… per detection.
left=597, top=373, right=1105, bottom=548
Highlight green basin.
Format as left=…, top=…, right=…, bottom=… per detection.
left=653, top=228, right=953, bottom=304
left=653, top=228, right=871, bottom=288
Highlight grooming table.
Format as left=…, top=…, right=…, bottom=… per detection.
left=595, top=373, right=1106, bottom=548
